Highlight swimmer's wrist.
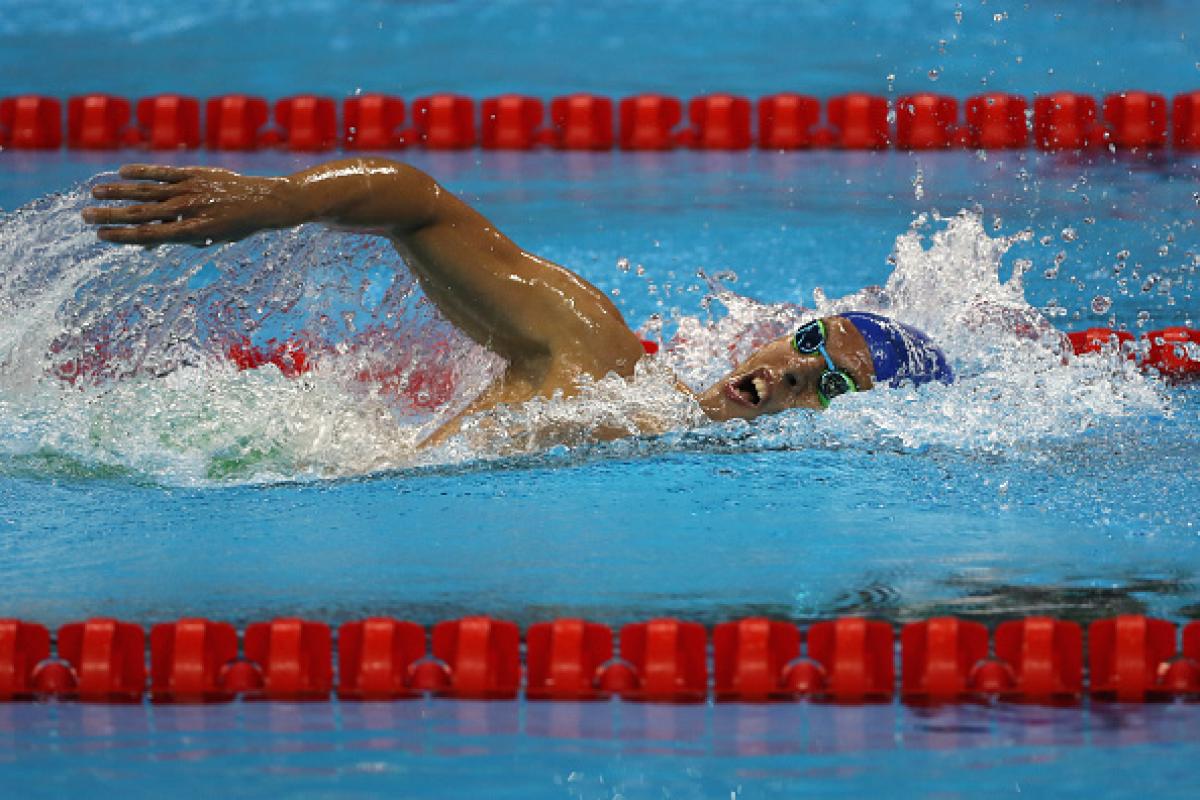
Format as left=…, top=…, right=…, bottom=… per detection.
left=270, top=175, right=318, bottom=229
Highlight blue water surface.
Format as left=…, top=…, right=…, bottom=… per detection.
left=3, top=2, right=1200, bottom=798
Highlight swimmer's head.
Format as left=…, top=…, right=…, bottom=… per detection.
left=697, top=312, right=953, bottom=421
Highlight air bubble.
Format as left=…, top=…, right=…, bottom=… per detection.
left=928, top=69, right=941, bottom=82
left=1061, top=227, right=1077, bottom=242
left=616, top=257, right=630, bottom=273
left=1091, top=295, right=1113, bottom=314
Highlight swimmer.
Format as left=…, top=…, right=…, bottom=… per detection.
left=82, top=158, right=952, bottom=445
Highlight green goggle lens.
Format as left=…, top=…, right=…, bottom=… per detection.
left=792, top=319, right=859, bottom=408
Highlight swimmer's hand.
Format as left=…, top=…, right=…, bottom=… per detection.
left=83, top=164, right=299, bottom=246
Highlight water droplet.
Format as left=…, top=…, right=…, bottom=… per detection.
left=1116, top=249, right=1130, bottom=261
left=1039, top=235, right=1053, bottom=246
left=954, top=8, right=963, bottom=24
left=610, top=288, right=620, bottom=297
left=1136, top=310, right=1151, bottom=327
left=1157, top=245, right=1169, bottom=257
left=993, top=12, right=1008, bottom=22
left=1061, top=227, right=1077, bottom=242
left=1091, top=295, right=1113, bottom=314
left=928, top=69, right=941, bottom=82
left=1043, top=266, right=1059, bottom=279
left=616, top=257, right=630, bottom=273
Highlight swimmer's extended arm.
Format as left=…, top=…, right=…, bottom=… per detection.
left=83, top=159, right=644, bottom=375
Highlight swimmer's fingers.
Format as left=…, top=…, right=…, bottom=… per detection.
left=91, top=181, right=179, bottom=202
left=96, top=219, right=209, bottom=247
left=83, top=200, right=187, bottom=225
left=116, top=164, right=200, bottom=183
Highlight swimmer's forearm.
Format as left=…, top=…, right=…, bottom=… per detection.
left=275, top=158, right=444, bottom=236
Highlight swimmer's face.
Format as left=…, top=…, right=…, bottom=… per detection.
left=697, top=316, right=876, bottom=421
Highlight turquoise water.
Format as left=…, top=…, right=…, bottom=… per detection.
left=3, top=1, right=1200, bottom=797
left=4, top=702, right=1200, bottom=799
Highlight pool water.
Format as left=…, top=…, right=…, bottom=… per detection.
left=3, top=1, right=1200, bottom=797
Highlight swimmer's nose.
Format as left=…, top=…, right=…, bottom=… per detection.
left=782, top=370, right=802, bottom=393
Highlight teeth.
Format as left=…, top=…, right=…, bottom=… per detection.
left=752, top=377, right=767, bottom=402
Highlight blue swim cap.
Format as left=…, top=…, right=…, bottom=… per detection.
left=839, top=312, right=954, bottom=387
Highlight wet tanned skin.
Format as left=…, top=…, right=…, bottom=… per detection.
left=82, top=159, right=876, bottom=444
left=697, top=318, right=875, bottom=421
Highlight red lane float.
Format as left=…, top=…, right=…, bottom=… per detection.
left=67, top=94, right=133, bottom=150
left=1089, top=615, right=1178, bottom=702
left=275, top=95, right=338, bottom=152
left=1103, top=91, right=1168, bottom=150
left=226, top=337, right=312, bottom=378
left=1174, top=91, right=1200, bottom=151
left=682, top=94, right=752, bottom=150
left=0, top=620, right=50, bottom=700
left=57, top=618, right=146, bottom=702
left=619, top=94, right=682, bottom=151
left=432, top=616, right=521, bottom=699
left=965, top=93, right=1028, bottom=149
left=150, top=618, right=239, bottom=702
left=136, top=94, right=201, bottom=150
left=337, top=617, right=426, bottom=700
left=617, top=618, right=707, bottom=701
left=826, top=93, right=889, bottom=149
left=0, top=95, right=63, bottom=149
left=481, top=94, right=546, bottom=150
left=1067, top=326, right=1200, bottom=379
left=993, top=616, right=1083, bottom=703
left=757, top=93, right=820, bottom=150
left=1067, top=327, right=1135, bottom=356
left=4, top=613, right=1200, bottom=704
left=901, top=617, right=988, bottom=703
left=549, top=94, right=614, bottom=150
left=411, top=94, right=476, bottom=150
left=1143, top=327, right=1200, bottom=378
left=343, top=94, right=406, bottom=150
left=1033, top=91, right=1102, bottom=150
left=243, top=618, right=332, bottom=700
left=525, top=619, right=613, bottom=700
left=205, top=94, right=270, bottom=151
left=713, top=617, right=801, bottom=701
left=6, top=90, right=1200, bottom=151
left=806, top=617, right=894, bottom=702
left=895, top=93, right=959, bottom=150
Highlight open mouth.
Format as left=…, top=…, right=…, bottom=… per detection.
left=724, top=368, right=772, bottom=407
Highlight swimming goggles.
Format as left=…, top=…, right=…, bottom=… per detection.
left=791, top=319, right=858, bottom=408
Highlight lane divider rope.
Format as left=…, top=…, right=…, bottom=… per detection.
left=1, top=90, right=1198, bottom=152
left=2, top=614, right=1199, bottom=704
